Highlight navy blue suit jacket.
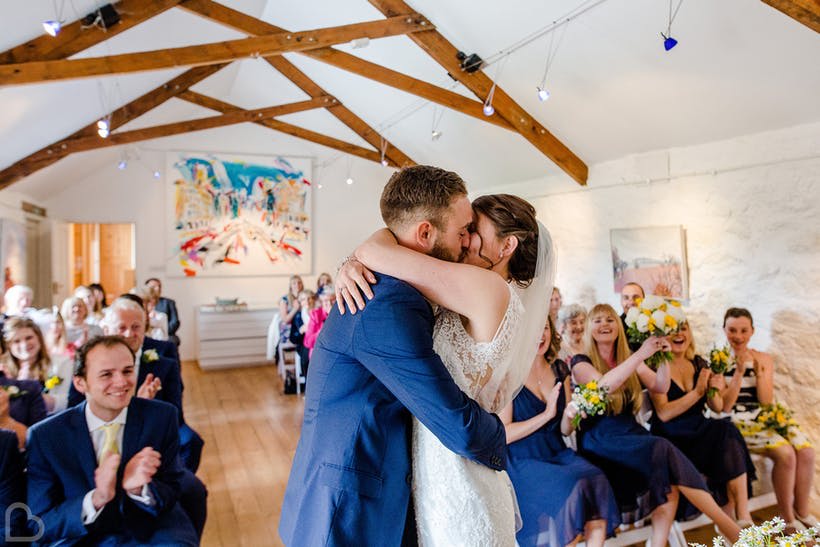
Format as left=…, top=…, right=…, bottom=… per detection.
left=0, top=429, right=24, bottom=541
left=25, top=398, right=196, bottom=546
left=143, top=337, right=180, bottom=367
left=68, top=349, right=183, bottom=425
left=279, top=274, right=507, bottom=547
left=0, top=376, right=47, bottom=427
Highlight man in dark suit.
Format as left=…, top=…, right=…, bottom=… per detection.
left=280, top=166, right=508, bottom=546
left=26, top=335, right=198, bottom=546
left=145, top=278, right=179, bottom=346
left=67, top=298, right=207, bottom=538
left=620, top=282, right=645, bottom=352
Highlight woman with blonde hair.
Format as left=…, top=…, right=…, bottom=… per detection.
left=2, top=316, right=73, bottom=414
left=649, top=320, right=755, bottom=528
left=60, top=296, right=102, bottom=345
left=571, top=304, right=741, bottom=546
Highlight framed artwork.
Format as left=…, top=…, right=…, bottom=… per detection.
left=610, top=225, right=688, bottom=299
left=166, top=151, right=312, bottom=277
left=0, top=219, right=26, bottom=291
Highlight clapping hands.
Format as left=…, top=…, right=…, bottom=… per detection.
left=122, top=447, right=161, bottom=495
left=137, top=373, right=162, bottom=400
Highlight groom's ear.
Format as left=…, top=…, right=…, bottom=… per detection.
left=415, top=221, right=436, bottom=251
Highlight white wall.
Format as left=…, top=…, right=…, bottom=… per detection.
left=487, top=121, right=820, bottom=506
left=40, top=125, right=392, bottom=360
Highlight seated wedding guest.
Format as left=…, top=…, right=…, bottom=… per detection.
left=118, top=294, right=179, bottom=365
left=75, top=285, right=103, bottom=326
left=649, top=320, right=755, bottom=528
left=3, top=285, right=33, bottom=318
left=26, top=335, right=198, bottom=546
left=61, top=296, right=103, bottom=346
left=145, top=278, right=180, bottom=346
left=501, top=316, right=619, bottom=547
left=132, top=286, right=168, bottom=341
left=304, top=286, right=335, bottom=358
left=0, top=429, right=25, bottom=541
left=316, top=272, right=333, bottom=294
left=549, top=287, right=562, bottom=324
left=46, top=309, right=77, bottom=360
left=89, top=282, right=108, bottom=311
left=3, top=316, right=73, bottom=414
left=278, top=275, right=304, bottom=342
left=571, top=304, right=741, bottom=546
left=0, top=372, right=47, bottom=448
left=619, top=282, right=644, bottom=352
left=719, top=307, right=817, bottom=529
left=67, top=300, right=207, bottom=537
left=557, top=303, right=587, bottom=362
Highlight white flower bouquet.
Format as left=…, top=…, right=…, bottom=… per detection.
left=624, top=294, right=685, bottom=369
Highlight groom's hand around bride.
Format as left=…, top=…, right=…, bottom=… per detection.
left=336, top=257, right=377, bottom=315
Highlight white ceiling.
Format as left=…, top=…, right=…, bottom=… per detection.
left=2, top=0, right=819, bottom=199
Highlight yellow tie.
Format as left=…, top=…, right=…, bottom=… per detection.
left=100, top=422, right=120, bottom=461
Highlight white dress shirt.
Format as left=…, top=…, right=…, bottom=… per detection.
left=80, top=405, right=155, bottom=524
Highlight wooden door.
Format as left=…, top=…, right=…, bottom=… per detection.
left=98, top=224, right=135, bottom=298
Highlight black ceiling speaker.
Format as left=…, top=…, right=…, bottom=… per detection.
left=456, top=51, right=484, bottom=73
left=82, top=3, right=121, bottom=29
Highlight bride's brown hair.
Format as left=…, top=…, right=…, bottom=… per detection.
left=471, top=194, right=539, bottom=288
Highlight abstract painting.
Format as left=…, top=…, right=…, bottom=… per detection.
left=610, top=225, right=688, bottom=299
left=166, top=152, right=312, bottom=277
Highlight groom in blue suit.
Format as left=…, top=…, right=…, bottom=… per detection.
left=280, top=166, right=508, bottom=546
left=25, top=335, right=197, bottom=545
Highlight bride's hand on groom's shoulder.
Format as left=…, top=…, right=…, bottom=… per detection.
left=336, top=257, right=377, bottom=315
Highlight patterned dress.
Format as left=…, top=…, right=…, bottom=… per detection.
left=413, top=284, right=522, bottom=547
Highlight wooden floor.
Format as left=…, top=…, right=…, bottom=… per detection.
left=183, top=362, right=778, bottom=547
left=182, top=362, right=302, bottom=547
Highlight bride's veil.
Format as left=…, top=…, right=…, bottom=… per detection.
left=480, top=220, right=556, bottom=412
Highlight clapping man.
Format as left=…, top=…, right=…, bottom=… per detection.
left=26, top=336, right=198, bottom=545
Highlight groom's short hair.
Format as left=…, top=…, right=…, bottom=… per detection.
left=380, top=166, right=467, bottom=230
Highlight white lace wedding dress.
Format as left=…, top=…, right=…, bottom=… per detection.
left=413, top=283, right=524, bottom=547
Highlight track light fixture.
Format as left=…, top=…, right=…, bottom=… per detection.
left=662, top=0, right=684, bottom=51
left=43, top=0, right=66, bottom=36
left=97, top=118, right=110, bottom=138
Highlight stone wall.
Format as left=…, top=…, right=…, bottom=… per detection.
left=489, top=122, right=820, bottom=510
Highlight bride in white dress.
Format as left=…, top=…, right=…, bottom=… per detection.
left=342, top=194, right=555, bottom=546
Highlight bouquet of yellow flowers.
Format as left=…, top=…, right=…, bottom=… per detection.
left=755, top=402, right=798, bottom=439
left=706, top=345, right=734, bottom=398
left=624, top=294, right=685, bottom=369
left=44, top=375, right=63, bottom=393
left=570, top=380, right=609, bottom=428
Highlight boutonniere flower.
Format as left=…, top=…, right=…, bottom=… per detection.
left=2, top=385, right=28, bottom=399
left=44, top=375, right=63, bottom=392
left=142, top=349, right=160, bottom=363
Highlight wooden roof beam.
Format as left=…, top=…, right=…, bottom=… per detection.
left=178, top=0, right=415, bottom=165
left=0, top=64, right=227, bottom=189
left=0, top=15, right=432, bottom=85
left=368, top=0, right=588, bottom=186
left=0, top=0, right=184, bottom=64
left=179, top=0, right=514, bottom=132
left=759, top=0, right=820, bottom=33
left=18, top=97, right=330, bottom=162
left=178, top=91, right=390, bottom=165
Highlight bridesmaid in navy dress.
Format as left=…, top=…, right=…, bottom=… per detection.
left=649, top=321, right=755, bottom=528
left=571, top=304, right=740, bottom=547
left=500, top=317, right=619, bottom=547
